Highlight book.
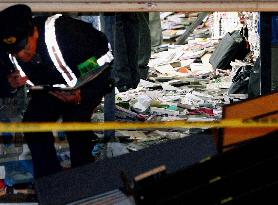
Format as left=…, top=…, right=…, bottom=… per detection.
left=29, top=63, right=111, bottom=91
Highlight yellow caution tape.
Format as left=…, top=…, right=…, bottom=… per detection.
left=0, top=119, right=278, bottom=133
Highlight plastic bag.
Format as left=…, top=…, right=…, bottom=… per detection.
left=228, top=65, right=253, bottom=94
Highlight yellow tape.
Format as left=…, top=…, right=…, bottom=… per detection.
left=0, top=119, right=278, bottom=133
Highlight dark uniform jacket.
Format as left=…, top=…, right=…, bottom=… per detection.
left=18, top=15, right=110, bottom=87
left=0, top=49, right=17, bottom=97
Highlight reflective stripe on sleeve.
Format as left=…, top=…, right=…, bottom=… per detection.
left=45, top=14, right=78, bottom=87
left=9, top=54, right=34, bottom=86
left=97, top=45, right=114, bottom=66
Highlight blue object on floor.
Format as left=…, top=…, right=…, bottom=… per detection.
left=1, top=160, right=34, bottom=186
left=92, top=143, right=104, bottom=157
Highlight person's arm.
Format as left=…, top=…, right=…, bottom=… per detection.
left=0, top=50, right=26, bottom=97
left=47, top=15, right=109, bottom=104
left=6, top=70, right=28, bottom=89
left=0, top=70, right=27, bottom=97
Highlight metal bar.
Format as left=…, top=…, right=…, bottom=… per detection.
left=175, top=12, right=208, bottom=45
left=2, top=1, right=278, bottom=12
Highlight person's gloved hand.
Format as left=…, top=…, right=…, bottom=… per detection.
left=7, top=70, right=28, bottom=88
left=49, top=89, right=81, bottom=104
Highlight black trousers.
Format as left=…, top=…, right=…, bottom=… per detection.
left=23, top=70, right=111, bottom=179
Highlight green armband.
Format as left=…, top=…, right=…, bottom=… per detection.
left=77, top=56, right=100, bottom=76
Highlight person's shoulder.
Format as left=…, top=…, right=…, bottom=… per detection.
left=56, top=15, right=106, bottom=39
left=57, top=15, right=84, bottom=26
left=35, top=14, right=78, bottom=27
